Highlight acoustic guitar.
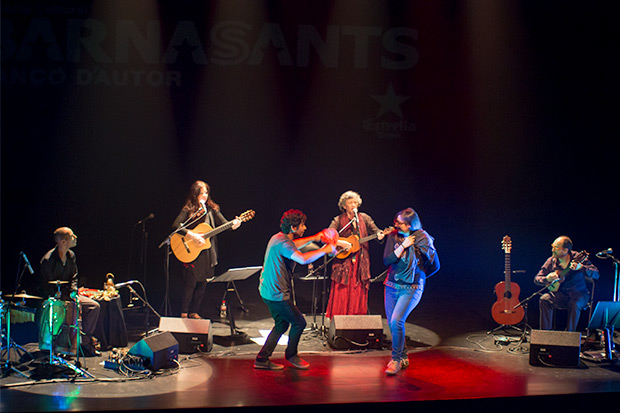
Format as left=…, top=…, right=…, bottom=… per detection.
left=545, top=250, right=589, bottom=292
left=170, top=210, right=255, bottom=263
left=491, top=236, right=525, bottom=326
left=336, top=227, right=393, bottom=259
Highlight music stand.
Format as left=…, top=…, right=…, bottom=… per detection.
left=587, top=301, right=620, bottom=362
left=210, top=266, right=261, bottom=346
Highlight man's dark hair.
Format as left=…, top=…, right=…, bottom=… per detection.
left=280, top=209, right=307, bottom=234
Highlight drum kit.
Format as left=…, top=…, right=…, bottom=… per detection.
left=1, top=280, right=93, bottom=378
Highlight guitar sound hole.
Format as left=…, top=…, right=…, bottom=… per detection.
left=504, top=292, right=513, bottom=299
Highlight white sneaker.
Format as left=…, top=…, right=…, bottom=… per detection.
left=385, top=359, right=401, bottom=375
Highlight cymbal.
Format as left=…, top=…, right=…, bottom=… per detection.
left=48, top=280, right=69, bottom=285
left=3, top=293, right=43, bottom=300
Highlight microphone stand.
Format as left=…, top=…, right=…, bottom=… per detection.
left=118, top=282, right=161, bottom=337
left=300, top=253, right=339, bottom=335
left=2, top=254, right=34, bottom=377
left=139, top=221, right=149, bottom=287
left=338, top=215, right=357, bottom=235
left=510, top=283, right=552, bottom=351
left=598, top=252, right=620, bottom=302
left=302, top=214, right=357, bottom=334
left=157, top=209, right=205, bottom=316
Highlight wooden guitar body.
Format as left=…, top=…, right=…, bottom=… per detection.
left=336, top=234, right=362, bottom=259
left=170, top=222, right=215, bottom=263
left=492, top=281, right=525, bottom=326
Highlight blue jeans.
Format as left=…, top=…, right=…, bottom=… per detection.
left=257, top=297, right=307, bottom=361
left=385, top=282, right=424, bottom=362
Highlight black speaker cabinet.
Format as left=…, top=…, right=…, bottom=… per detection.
left=128, top=331, right=179, bottom=371
left=328, top=315, right=384, bottom=350
left=158, top=317, right=213, bottom=354
left=529, top=329, right=581, bottom=367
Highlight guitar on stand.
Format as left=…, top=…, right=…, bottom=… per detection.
left=490, top=236, right=525, bottom=332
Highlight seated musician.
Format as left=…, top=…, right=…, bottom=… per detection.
left=534, top=236, right=599, bottom=332
left=40, top=227, right=101, bottom=356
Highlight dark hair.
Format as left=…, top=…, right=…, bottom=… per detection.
left=280, top=209, right=307, bottom=234
left=184, top=180, right=220, bottom=213
left=394, top=207, right=422, bottom=231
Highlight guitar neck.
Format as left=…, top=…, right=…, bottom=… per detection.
left=359, top=232, right=380, bottom=244
left=358, top=227, right=392, bottom=244
left=504, top=251, right=512, bottom=292
left=202, top=221, right=235, bottom=240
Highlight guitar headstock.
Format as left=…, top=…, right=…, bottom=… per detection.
left=573, top=250, right=589, bottom=264
left=501, top=235, right=512, bottom=253
left=239, top=210, right=256, bottom=222
left=382, top=226, right=395, bottom=234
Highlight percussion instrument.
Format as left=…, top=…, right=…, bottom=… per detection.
left=3, top=293, right=42, bottom=300
left=38, top=298, right=78, bottom=355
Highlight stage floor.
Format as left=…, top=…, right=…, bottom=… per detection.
left=2, top=315, right=620, bottom=412
left=2, top=279, right=620, bottom=412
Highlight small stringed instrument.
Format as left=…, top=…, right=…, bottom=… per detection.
left=170, top=210, right=255, bottom=263
left=336, top=227, right=394, bottom=259
left=546, top=250, right=589, bottom=292
left=491, top=236, right=525, bottom=326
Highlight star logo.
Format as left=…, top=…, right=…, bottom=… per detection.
left=371, top=84, right=411, bottom=118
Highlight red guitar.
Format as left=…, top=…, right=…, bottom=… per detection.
left=491, top=236, right=525, bottom=326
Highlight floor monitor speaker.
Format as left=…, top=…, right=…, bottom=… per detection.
left=159, top=317, right=213, bottom=354
left=529, top=329, right=581, bottom=367
left=328, top=315, right=384, bottom=350
left=128, top=331, right=179, bottom=371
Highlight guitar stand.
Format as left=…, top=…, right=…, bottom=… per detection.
left=487, top=324, right=524, bottom=336
left=500, top=285, right=547, bottom=351
left=210, top=267, right=261, bottom=346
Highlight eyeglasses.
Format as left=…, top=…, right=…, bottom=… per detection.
left=394, top=221, right=409, bottom=227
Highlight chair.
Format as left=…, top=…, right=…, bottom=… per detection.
left=552, top=279, right=596, bottom=332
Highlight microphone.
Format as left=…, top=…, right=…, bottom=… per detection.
left=596, top=248, right=613, bottom=258
left=353, top=207, right=359, bottom=222
left=137, top=213, right=155, bottom=224
left=21, top=251, right=34, bottom=275
left=115, top=280, right=138, bottom=288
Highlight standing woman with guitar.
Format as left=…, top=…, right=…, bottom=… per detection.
left=534, top=236, right=599, bottom=331
left=172, top=180, right=241, bottom=319
left=326, top=191, right=386, bottom=318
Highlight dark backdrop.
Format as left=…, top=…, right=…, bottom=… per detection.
left=2, top=1, right=618, bottom=329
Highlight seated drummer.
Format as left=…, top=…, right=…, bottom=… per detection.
left=40, top=227, right=101, bottom=357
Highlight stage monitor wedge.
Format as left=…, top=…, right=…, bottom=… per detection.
left=159, top=317, right=213, bottom=354
left=328, top=315, right=384, bottom=350
left=128, top=331, right=179, bottom=371
left=529, top=329, right=581, bottom=368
